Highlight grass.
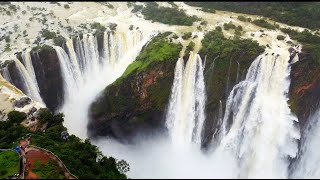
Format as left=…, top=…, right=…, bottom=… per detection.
left=0, top=151, right=20, bottom=179
left=120, top=34, right=182, bottom=79
left=33, top=160, right=65, bottom=179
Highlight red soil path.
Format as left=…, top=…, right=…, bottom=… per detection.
left=19, top=139, right=76, bottom=179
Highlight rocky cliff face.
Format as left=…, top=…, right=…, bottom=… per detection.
left=289, top=47, right=320, bottom=130
left=88, top=31, right=265, bottom=145
left=30, top=45, right=64, bottom=112
left=88, top=33, right=181, bottom=143
left=3, top=60, right=27, bottom=93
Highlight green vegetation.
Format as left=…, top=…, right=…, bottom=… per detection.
left=120, top=32, right=182, bottom=78
left=5, top=36, right=10, bottom=43
left=91, top=22, right=106, bottom=32
left=281, top=28, right=320, bottom=62
left=41, top=29, right=56, bottom=40
left=0, top=109, right=128, bottom=179
left=4, top=44, right=11, bottom=52
left=252, top=19, right=276, bottom=30
left=0, top=121, right=29, bottom=149
left=185, top=2, right=320, bottom=30
left=200, top=30, right=265, bottom=126
left=91, top=32, right=183, bottom=119
left=277, top=35, right=286, bottom=40
left=8, top=111, right=27, bottom=124
left=31, top=128, right=127, bottom=179
left=237, top=15, right=251, bottom=22
left=37, top=108, right=64, bottom=129
left=200, top=7, right=216, bottom=13
left=223, top=22, right=236, bottom=30
left=53, top=35, right=65, bottom=47
left=63, top=4, right=70, bottom=9
left=141, top=2, right=200, bottom=26
left=182, top=32, right=192, bottom=40
left=131, top=4, right=143, bottom=13
left=0, top=151, right=19, bottom=179
left=33, top=160, right=65, bottom=179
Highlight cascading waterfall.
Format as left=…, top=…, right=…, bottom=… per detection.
left=12, top=58, right=44, bottom=104
left=21, top=51, right=44, bottom=104
left=1, top=66, right=12, bottom=84
left=56, top=29, right=154, bottom=139
left=236, top=61, right=240, bottom=83
left=213, top=46, right=301, bottom=178
left=291, top=107, right=320, bottom=178
left=166, top=52, right=206, bottom=147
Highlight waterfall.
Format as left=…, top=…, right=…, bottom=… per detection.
left=225, top=58, right=232, bottom=96
left=291, top=107, right=320, bottom=178
left=13, top=59, right=44, bottom=104
left=55, top=29, right=154, bottom=139
left=1, top=66, right=12, bottom=84
left=166, top=52, right=206, bottom=147
left=213, top=47, right=300, bottom=178
left=236, top=61, right=240, bottom=83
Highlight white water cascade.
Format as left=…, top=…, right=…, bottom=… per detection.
left=1, top=66, right=12, bottom=84
left=213, top=45, right=301, bottom=178
left=165, top=52, right=206, bottom=147
left=55, top=29, right=155, bottom=139
left=291, top=107, right=320, bottom=178
left=13, top=58, right=44, bottom=104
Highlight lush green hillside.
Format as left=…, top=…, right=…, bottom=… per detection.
left=185, top=2, right=320, bottom=30
left=0, top=151, right=20, bottom=179
left=0, top=109, right=128, bottom=179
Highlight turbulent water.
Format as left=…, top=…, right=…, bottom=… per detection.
left=291, top=107, right=320, bottom=178
left=13, top=58, right=44, bottom=104
left=93, top=43, right=306, bottom=179
left=56, top=29, right=155, bottom=138
left=214, top=46, right=300, bottom=178
left=166, top=52, right=206, bottom=147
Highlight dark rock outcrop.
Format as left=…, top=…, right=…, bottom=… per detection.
left=14, top=97, right=31, bottom=108
left=30, top=45, right=64, bottom=112
left=88, top=61, right=175, bottom=143
left=289, top=47, right=320, bottom=130
left=2, top=60, right=28, bottom=93
left=88, top=33, right=181, bottom=143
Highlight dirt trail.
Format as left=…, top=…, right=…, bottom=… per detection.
left=19, top=139, right=76, bottom=179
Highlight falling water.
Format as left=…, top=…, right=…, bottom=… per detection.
left=236, top=61, right=240, bottom=83
left=214, top=46, right=300, bottom=178
left=13, top=59, right=44, bottom=104
left=225, top=58, right=232, bottom=96
left=56, top=29, right=153, bottom=139
left=1, top=66, right=12, bottom=84
left=166, top=52, right=206, bottom=147
left=291, top=107, right=320, bottom=178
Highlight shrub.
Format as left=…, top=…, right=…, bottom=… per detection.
left=53, top=35, right=65, bottom=47
left=277, top=35, right=285, bottom=40
left=64, top=4, right=70, bottom=9
left=141, top=2, right=200, bottom=26
left=252, top=19, right=275, bottom=29
left=131, top=4, right=143, bottom=13
left=8, top=111, right=27, bottom=123
left=223, top=22, right=236, bottom=30
left=215, top=26, right=222, bottom=32
left=182, top=32, right=192, bottom=40
left=5, top=36, right=10, bottom=43
left=237, top=15, right=247, bottom=22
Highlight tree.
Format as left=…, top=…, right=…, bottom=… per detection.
left=64, top=4, right=70, bottom=9
left=116, top=160, right=130, bottom=174
left=7, top=111, right=27, bottom=123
